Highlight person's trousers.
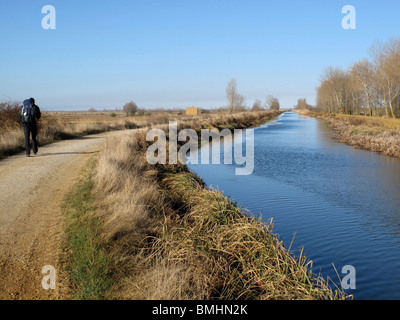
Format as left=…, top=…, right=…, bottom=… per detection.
left=23, top=123, right=38, bottom=155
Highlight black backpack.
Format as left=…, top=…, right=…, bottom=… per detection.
left=21, top=99, right=34, bottom=123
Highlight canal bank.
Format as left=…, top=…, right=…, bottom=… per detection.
left=62, top=110, right=346, bottom=300
left=294, top=110, right=400, bottom=158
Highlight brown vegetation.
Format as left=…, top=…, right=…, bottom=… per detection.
left=63, top=110, right=347, bottom=300
left=296, top=109, right=400, bottom=158
left=1, top=100, right=286, bottom=160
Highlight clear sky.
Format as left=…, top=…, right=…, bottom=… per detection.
left=1, top=0, right=400, bottom=111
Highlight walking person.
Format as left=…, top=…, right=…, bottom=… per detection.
left=20, top=98, right=41, bottom=157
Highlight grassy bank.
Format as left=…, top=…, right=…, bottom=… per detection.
left=61, top=159, right=112, bottom=300
left=62, top=110, right=347, bottom=300
left=295, top=109, right=400, bottom=158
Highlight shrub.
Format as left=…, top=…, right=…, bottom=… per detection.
left=347, top=117, right=365, bottom=126
left=123, top=101, right=138, bottom=116
left=0, top=101, right=21, bottom=131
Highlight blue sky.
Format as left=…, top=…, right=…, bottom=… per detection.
left=1, top=0, right=400, bottom=111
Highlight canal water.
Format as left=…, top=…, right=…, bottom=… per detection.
left=188, top=111, right=400, bottom=300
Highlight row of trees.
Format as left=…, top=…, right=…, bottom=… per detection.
left=316, top=38, right=400, bottom=118
left=225, top=78, right=280, bottom=112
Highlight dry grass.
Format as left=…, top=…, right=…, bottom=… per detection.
left=0, top=105, right=280, bottom=159
left=0, top=105, right=184, bottom=157
left=72, top=111, right=347, bottom=300
left=140, top=172, right=342, bottom=300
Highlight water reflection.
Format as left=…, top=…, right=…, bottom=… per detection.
left=189, top=112, right=400, bottom=300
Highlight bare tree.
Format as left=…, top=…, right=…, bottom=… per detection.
left=350, top=59, right=376, bottom=116
left=265, top=95, right=280, bottom=111
left=251, top=99, right=264, bottom=111
left=123, top=101, right=138, bottom=116
left=371, top=38, right=400, bottom=118
left=226, top=78, right=246, bottom=113
left=295, top=98, right=307, bottom=110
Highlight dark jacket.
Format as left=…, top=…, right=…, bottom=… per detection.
left=32, top=104, right=41, bottom=122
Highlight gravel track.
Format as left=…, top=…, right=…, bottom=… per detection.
left=0, top=130, right=134, bottom=299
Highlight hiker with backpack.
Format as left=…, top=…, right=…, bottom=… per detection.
left=20, top=98, right=41, bottom=157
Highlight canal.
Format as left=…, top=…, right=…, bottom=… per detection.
left=188, top=111, right=400, bottom=300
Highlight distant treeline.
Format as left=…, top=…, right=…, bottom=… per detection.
left=313, top=38, right=400, bottom=118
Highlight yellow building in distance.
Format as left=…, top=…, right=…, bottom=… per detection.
left=186, top=107, right=199, bottom=116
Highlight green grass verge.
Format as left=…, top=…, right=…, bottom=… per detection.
left=61, top=158, right=113, bottom=300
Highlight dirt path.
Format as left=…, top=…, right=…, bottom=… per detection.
left=0, top=129, right=135, bottom=299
